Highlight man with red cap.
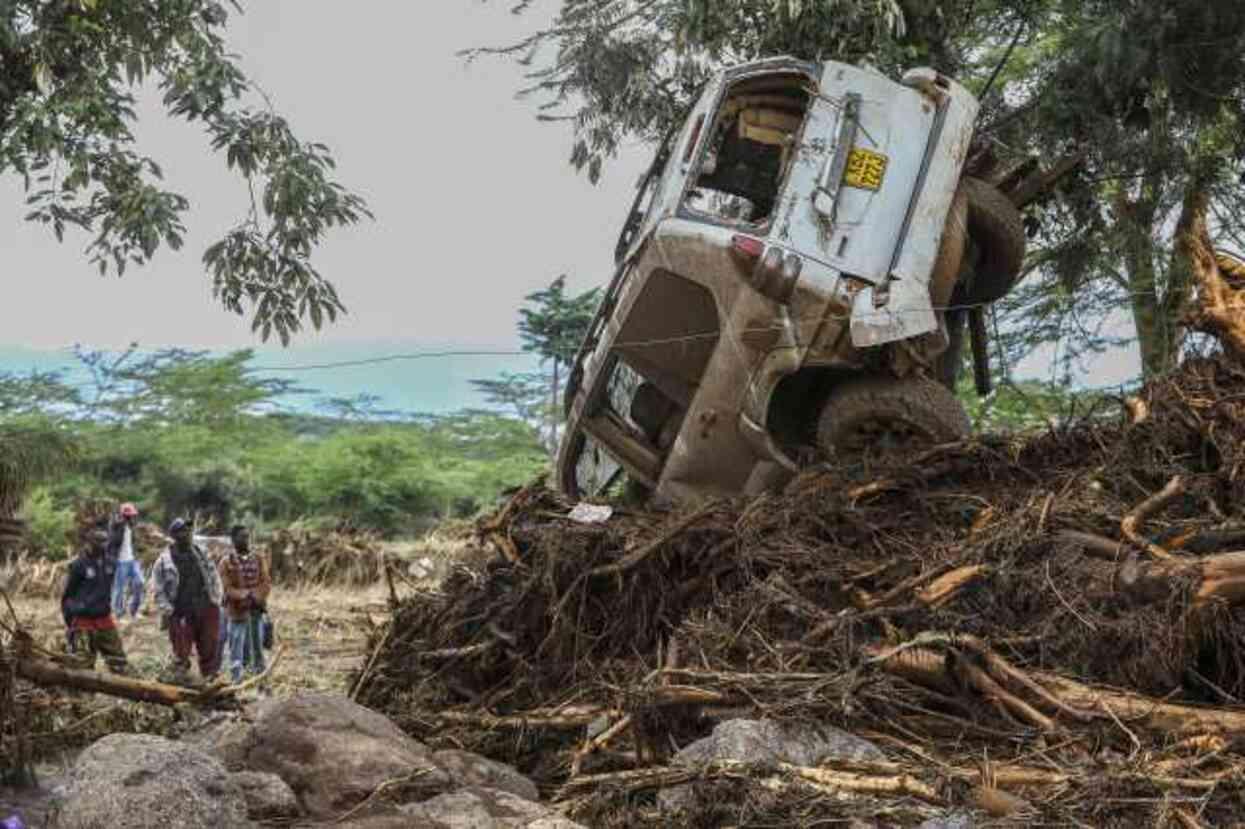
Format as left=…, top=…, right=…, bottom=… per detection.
left=108, top=502, right=145, bottom=622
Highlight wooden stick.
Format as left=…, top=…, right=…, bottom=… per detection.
left=350, top=622, right=392, bottom=701
left=588, top=501, right=718, bottom=578
left=955, top=655, right=1057, bottom=732
left=1007, top=152, right=1084, bottom=209
left=1121, top=475, right=1185, bottom=559
left=956, top=636, right=1095, bottom=723
left=555, top=759, right=944, bottom=805
left=869, top=644, right=1245, bottom=737
left=570, top=714, right=632, bottom=778
left=1123, top=396, right=1150, bottom=425
left=915, top=565, right=988, bottom=608
left=433, top=705, right=623, bottom=730
left=1058, top=530, right=1124, bottom=561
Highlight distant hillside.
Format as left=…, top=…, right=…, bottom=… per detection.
left=0, top=341, right=543, bottom=416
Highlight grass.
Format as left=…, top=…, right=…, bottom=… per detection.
left=6, top=582, right=387, bottom=693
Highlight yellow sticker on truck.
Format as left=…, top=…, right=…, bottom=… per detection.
left=842, top=147, right=888, bottom=191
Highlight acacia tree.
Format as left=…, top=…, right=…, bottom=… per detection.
left=1, top=0, right=371, bottom=343
left=516, top=275, right=601, bottom=451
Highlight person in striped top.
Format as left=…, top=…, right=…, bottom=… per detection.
left=217, top=524, right=272, bottom=684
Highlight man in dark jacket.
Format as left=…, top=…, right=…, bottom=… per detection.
left=61, top=527, right=130, bottom=673
left=153, top=518, right=224, bottom=683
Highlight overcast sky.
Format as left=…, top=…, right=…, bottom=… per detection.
left=0, top=2, right=647, bottom=351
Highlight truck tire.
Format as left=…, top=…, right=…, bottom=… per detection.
left=953, top=177, right=1026, bottom=307
left=816, top=375, right=970, bottom=465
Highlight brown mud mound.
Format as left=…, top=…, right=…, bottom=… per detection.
left=356, top=354, right=1245, bottom=825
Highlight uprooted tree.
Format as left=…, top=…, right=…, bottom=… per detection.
left=0, top=0, right=371, bottom=343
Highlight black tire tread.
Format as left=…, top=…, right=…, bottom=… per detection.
left=816, top=375, right=971, bottom=457
left=954, top=176, right=1026, bottom=306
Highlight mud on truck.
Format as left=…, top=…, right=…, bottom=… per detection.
left=555, top=58, right=1026, bottom=505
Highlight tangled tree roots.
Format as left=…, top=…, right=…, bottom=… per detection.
left=354, top=348, right=1245, bottom=826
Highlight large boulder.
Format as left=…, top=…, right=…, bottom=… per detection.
left=48, top=734, right=251, bottom=829
left=199, top=693, right=543, bottom=821
left=660, top=718, right=885, bottom=811
left=241, top=693, right=451, bottom=818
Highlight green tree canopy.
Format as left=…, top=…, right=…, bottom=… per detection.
left=1, top=0, right=372, bottom=343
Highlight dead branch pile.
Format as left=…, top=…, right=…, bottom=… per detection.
left=354, top=352, right=1245, bottom=826
left=0, top=553, right=67, bottom=599
left=267, top=525, right=386, bottom=585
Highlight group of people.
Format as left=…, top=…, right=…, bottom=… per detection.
left=60, top=503, right=274, bottom=688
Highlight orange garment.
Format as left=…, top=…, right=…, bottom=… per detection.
left=217, top=551, right=272, bottom=621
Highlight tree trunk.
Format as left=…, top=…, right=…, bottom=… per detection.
left=16, top=655, right=215, bottom=707
left=1117, top=186, right=1179, bottom=377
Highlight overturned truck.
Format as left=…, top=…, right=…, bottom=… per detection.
left=557, top=57, right=1026, bottom=504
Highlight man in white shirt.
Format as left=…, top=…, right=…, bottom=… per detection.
left=109, top=502, right=146, bottom=622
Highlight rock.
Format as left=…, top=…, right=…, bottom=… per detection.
left=672, top=718, right=884, bottom=768
left=48, top=734, right=251, bottom=829
left=432, top=749, right=540, bottom=802
left=660, top=718, right=885, bottom=811
left=241, top=693, right=451, bottom=818
left=231, top=770, right=300, bottom=820
left=224, top=693, right=541, bottom=821
left=397, top=786, right=584, bottom=828
left=183, top=713, right=252, bottom=770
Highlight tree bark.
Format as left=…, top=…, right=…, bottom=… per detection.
left=870, top=644, right=1245, bottom=736
left=16, top=656, right=213, bottom=707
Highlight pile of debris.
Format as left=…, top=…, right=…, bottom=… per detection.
left=266, top=525, right=386, bottom=586
left=354, top=352, right=1245, bottom=826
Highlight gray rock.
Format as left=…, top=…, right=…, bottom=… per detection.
left=183, top=714, right=253, bottom=770
left=660, top=718, right=884, bottom=811
left=397, top=786, right=584, bottom=828
left=242, top=692, right=451, bottom=819
left=231, top=770, right=301, bottom=820
left=48, top=733, right=251, bottom=829
left=672, top=718, right=884, bottom=767
left=432, top=749, right=540, bottom=802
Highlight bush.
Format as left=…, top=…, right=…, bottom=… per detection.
left=20, top=486, right=75, bottom=559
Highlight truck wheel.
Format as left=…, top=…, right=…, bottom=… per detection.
left=816, top=376, right=970, bottom=465
left=953, top=177, right=1026, bottom=307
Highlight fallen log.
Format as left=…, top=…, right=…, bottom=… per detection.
left=16, top=656, right=212, bottom=707
left=869, top=644, right=1245, bottom=737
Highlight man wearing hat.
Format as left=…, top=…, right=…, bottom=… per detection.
left=61, top=525, right=130, bottom=673
left=152, top=518, right=224, bottom=683
left=108, top=502, right=145, bottom=622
